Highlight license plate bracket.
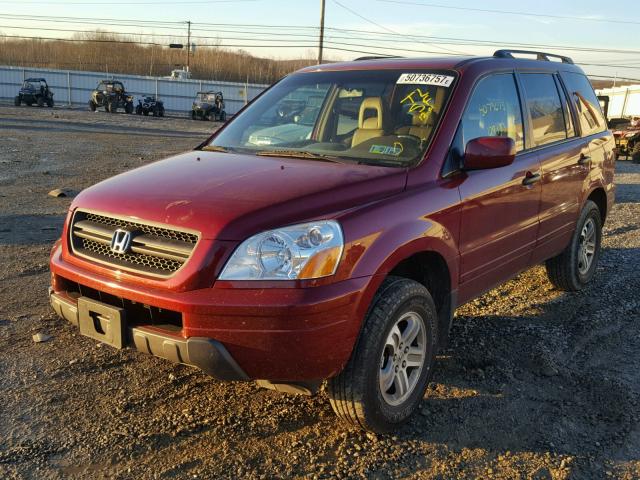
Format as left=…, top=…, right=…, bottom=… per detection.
left=78, top=297, right=125, bottom=349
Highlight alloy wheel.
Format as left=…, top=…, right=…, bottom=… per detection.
left=578, top=217, right=596, bottom=275
left=379, top=311, right=427, bottom=406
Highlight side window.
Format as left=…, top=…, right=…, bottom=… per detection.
left=562, top=72, right=606, bottom=136
left=555, top=76, right=576, bottom=138
left=520, top=73, right=567, bottom=146
left=461, top=74, right=524, bottom=152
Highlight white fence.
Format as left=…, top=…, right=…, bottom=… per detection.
left=596, top=84, right=640, bottom=119
left=0, top=65, right=269, bottom=114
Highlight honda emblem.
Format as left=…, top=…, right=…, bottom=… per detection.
left=110, top=229, right=132, bottom=254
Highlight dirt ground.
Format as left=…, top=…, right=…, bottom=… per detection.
left=1, top=104, right=639, bottom=480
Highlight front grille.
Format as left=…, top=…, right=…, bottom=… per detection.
left=70, top=210, right=199, bottom=277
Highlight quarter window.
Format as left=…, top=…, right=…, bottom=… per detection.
left=520, top=73, right=567, bottom=146
left=461, top=74, right=524, bottom=152
left=562, top=73, right=606, bottom=136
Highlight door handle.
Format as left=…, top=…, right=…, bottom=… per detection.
left=578, top=153, right=591, bottom=165
left=522, top=172, right=541, bottom=186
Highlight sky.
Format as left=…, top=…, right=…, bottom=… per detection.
left=2, top=0, right=640, bottom=81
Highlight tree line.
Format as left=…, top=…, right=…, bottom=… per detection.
left=0, top=32, right=320, bottom=84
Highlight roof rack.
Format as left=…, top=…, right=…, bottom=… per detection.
left=493, top=49, right=574, bottom=64
left=354, top=55, right=404, bottom=61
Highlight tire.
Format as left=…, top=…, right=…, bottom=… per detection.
left=37, top=97, right=45, bottom=107
left=143, top=110, right=149, bottom=116
left=136, top=105, right=142, bottom=115
left=47, top=98, right=54, bottom=108
left=220, top=111, right=226, bottom=122
left=89, top=100, right=97, bottom=112
left=632, top=144, right=640, bottom=164
left=125, top=103, right=133, bottom=114
left=545, top=200, right=602, bottom=291
left=26, top=101, right=33, bottom=106
left=191, top=111, right=196, bottom=120
left=14, top=96, right=20, bottom=106
left=159, top=108, right=165, bottom=117
left=327, top=276, right=438, bottom=433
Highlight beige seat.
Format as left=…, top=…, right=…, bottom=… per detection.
left=352, top=97, right=384, bottom=147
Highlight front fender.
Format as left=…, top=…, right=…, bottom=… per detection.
left=335, top=181, right=461, bottom=295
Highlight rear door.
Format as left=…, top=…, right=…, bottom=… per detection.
left=518, top=72, right=590, bottom=264
left=457, top=73, right=542, bottom=302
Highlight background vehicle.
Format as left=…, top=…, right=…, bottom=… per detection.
left=191, top=91, right=226, bottom=121
left=612, top=121, right=640, bottom=162
left=89, top=80, right=134, bottom=113
left=14, top=78, right=54, bottom=107
left=50, top=50, right=614, bottom=434
left=136, top=96, right=165, bottom=117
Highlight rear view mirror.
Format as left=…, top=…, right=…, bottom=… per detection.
left=464, top=136, right=516, bottom=170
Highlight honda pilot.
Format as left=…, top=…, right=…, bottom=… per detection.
left=50, top=50, right=615, bottom=433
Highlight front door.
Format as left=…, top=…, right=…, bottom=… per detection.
left=455, top=73, right=542, bottom=303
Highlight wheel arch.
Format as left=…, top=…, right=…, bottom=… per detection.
left=586, top=186, right=607, bottom=224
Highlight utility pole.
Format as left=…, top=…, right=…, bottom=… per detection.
left=318, top=0, right=325, bottom=64
left=186, top=20, right=192, bottom=72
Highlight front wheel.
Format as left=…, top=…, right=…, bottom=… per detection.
left=37, top=97, right=45, bottom=107
left=327, top=277, right=437, bottom=433
left=89, top=100, right=97, bottom=111
left=14, top=96, right=21, bottom=106
left=125, top=103, right=133, bottom=114
left=545, top=200, right=602, bottom=291
left=47, top=98, right=54, bottom=108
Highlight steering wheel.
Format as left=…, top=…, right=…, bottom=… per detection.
left=395, top=134, right=422, bottom=143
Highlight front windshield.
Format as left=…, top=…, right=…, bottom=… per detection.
left=198, top=93, right=216, bottom=102
left=208, top=69, right=456, bottom=166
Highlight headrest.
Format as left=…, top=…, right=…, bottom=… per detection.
left=359, top=97, right=383, bottom=130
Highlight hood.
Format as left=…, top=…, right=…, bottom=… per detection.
left=71, top=151, right=407, bottom=240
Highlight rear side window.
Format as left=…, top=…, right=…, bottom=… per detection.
left=520, top=73, right=567, bottom=146
left=461, top=74, right=524, bottom=152
left=562, top=73, right=606, bottom=136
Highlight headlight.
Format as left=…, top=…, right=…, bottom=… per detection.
left=219, top=220, right=343, bottom=280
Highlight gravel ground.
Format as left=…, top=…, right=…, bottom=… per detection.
left=1, top=104, right=639, bottom=480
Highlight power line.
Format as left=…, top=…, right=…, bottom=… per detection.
left=331, top=0, right=465, bottom=55
left=377, top=0, right=640, bottom=27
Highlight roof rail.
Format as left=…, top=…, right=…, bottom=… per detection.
left=354, top=55, right=404, bottom=61
left=493, top=49, right=574, bottom=64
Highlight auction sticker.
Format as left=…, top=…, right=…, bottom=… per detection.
left=397, top=73, right=454, bottom=87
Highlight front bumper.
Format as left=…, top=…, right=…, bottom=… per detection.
left=50, top=246, right=371, bottom=382
left=50, top=289, right=248, bottom=381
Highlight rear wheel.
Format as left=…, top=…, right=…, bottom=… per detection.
left=545, top=200, right=602, bottom=291
left=632, top=144, right=640, bottom=164
left=191, top=110, right=196, bottom=120
left=327, top=277, right=437, bottom=433
left=37, top=97, right=45, bottom=107
left=125, top=102, right=133, bottom=114
left=159, top=107, right=165, bottom=117
left=14, top=96, right=20, bottom=106
left=88, top=100, right=97, bottom=112
left=47, top=98, right=54, bottom=108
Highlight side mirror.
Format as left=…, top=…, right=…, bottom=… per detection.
left=464, top=136, right=516, bottom=170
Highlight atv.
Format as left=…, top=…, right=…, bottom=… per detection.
left=88, top=80, right=134, bottom=114
left=14, top=78, right=54, bottom=107
left=136, top=96, right=165, bottom=117
left=191, top=91, right=226, bottom=121
left=612, top=120, right=640, bottom=162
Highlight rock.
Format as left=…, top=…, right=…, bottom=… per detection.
left=48, top=188, right=67, bottom=198
left=32, top=332, right=52, bottom=343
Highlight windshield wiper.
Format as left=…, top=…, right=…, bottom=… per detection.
left=356, top=158, right=409, bottom=168
left=201, top=145, right=232, bottom=153
left=255, top=150, right=343, bottom=163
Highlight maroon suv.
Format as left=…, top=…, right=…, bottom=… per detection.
left=50, top=50, right=615, bottom=432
